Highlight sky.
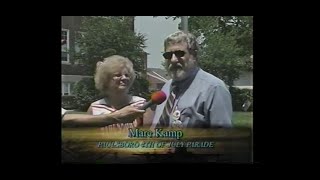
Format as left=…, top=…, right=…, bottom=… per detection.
left=134, top=16, right=180, bottom=69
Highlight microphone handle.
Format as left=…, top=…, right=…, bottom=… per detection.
left=138, top=100, right=153, bottom=110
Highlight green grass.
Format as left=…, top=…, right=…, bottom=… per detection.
left=65, top=110, right=253, bottom=128
left=232, top=111, right=253, bottom=128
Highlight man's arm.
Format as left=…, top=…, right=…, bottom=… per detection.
left=204, top=85, right=233, bottom=128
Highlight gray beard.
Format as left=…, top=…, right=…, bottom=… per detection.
left=170, top=69, right=187, bottom=81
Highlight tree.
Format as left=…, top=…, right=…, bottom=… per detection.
left=72, top=16, right=150, bottom=111
left=72, top=77, right=100, bottom=111
left=75, top=16, right=146, bottom=74
left=199, top=29, right=245, bottom=86
left=162, top=16, right=253, bottom=86
left=189, top=16, right=253, bottom=86
left=130, top=73, right=150, bottom=99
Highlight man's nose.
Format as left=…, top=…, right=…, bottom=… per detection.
left=170, top=53, right=179, bottom=63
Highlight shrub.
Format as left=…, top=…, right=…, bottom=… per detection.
left=61, top=95, right=77, bottom=110
left=229, top=87, right=253, bottom=112
left=72, top=77, right=101, bottom=111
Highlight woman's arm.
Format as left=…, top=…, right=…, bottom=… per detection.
left=62, top=106, right=145, bottom=128
left=87, top=106, right=93, bottom=114
left=62, top=113, right=118, bottom=128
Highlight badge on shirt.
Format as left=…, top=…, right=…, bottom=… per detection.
left=171, top=109, right=183, bottom=128
left=172, top=109, right=181, bottom=120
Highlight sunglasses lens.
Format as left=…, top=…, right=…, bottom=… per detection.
left=163, top=51, right=185, bottom=59
left=174, top=50, right=185, bottom=58
left=163, top=52, right=172, bottom=59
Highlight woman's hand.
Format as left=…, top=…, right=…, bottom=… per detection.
left=112, top=105, right=145, bottom=123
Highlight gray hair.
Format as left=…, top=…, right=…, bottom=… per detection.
left=164, top=30, right=199, bottom=59
left=94, top=55, right=136, bottom=95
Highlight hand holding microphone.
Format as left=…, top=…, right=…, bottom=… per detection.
left=112, top=91, right=166, bottom=125
left=135, top=91, right=166, bottom=127
left=112, top=105, right=146, bottom=124
left=138, top=91, right=167, bottom=110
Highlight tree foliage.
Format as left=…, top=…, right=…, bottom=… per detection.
left=130, top=74, right=150, bottom=99
left=71, top=16, right=150, bottom=110
left=199, top=29, right=245, bottom=86
left=163, top=16, right=253, bottom=86
left=72, top=77, right=101, bottom=111
left=75, top=16, right=147, bottom=74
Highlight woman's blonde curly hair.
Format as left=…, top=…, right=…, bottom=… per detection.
left=94, top=55, right=136, bottom=96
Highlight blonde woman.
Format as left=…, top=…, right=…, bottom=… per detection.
left=87, top=55, right=148, bottom=129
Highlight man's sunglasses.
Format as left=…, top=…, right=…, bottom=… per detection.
left=162, top=50, right=186, bottom=59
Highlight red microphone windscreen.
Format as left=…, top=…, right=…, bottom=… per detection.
left=151, top=91, right=167, bottom=105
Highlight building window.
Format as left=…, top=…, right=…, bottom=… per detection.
left=61, top=82, right=74, bottom=96
left=61, top=29, right=69, bottom=62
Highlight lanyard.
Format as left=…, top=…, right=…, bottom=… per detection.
left=169, top=91, right=183, bottom=128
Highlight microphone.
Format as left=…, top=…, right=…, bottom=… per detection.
left=139, top=91, right=167, bottom=110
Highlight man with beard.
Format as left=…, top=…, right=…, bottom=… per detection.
left=151, top=31, right=233, bottom=129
